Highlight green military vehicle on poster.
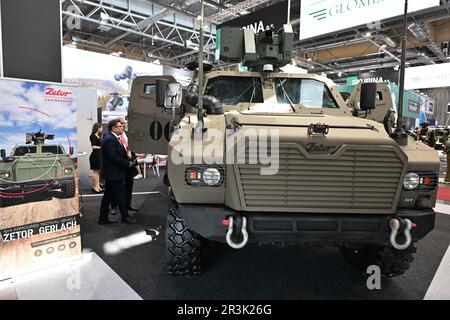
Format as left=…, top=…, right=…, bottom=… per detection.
left=0, top=131, right=76, bottom=206
left=128, top=25, right=439, bottom=278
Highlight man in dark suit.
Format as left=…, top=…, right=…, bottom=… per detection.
left=98, top=118, right=137, bottom=224
left=110, top=117, right=144, bottom=213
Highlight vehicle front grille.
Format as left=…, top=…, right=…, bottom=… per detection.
left=235, top=143, right=406, bottom=213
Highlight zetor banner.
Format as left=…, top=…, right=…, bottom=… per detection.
left=0, top=78, right=81, bottom=280
left=300, top=0, right=440, bottom=40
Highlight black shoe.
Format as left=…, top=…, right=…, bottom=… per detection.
left=98, top=219, right=117, bottom=225
left=122, top=216, right=138, bottom=224
left=127, top=205, right=139, bottom=211
left=92, top=188, right=103, bottom=194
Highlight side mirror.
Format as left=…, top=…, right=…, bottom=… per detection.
left=156, top=80, right=182, bottom=109
left=360, top=83, right=377, bottom=111
left=1, top=149, right=5, bottom=160
left=69, top=146, right=74, bottom=156
left=164, top=83, right=182, bottom=109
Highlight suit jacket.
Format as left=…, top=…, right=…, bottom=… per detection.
left=101, top=132, right=130, bottom=180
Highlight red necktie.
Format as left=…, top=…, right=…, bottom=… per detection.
left=120, top=134, right=131, bottom=158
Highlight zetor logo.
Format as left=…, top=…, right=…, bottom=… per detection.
left=305, top=143, right=337, bottom=154
left=44, top=87, right=72, bottom=97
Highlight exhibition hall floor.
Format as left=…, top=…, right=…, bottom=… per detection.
left=1, top=167, right=450, bottom=300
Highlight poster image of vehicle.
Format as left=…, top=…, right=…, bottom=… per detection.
left=62, top=47, right=163, bottom=124
left=0, top=78, right=81, bottom=280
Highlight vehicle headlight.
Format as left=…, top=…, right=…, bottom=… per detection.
left=1, top=172, right=10, bottom=178
left=403, top=172, right=420, bottom=190
left=185, top=167, right=223, bottom=187
left=202, top=168, right=222, bottom=186
left=64, top=168, right=72, bottom=174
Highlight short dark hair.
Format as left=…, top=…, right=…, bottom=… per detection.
left=108, top=118, right=121, bottom=132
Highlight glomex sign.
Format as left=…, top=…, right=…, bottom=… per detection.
left=300, top=0, right=440, bottom=40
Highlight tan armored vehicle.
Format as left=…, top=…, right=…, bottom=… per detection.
left=128, top=25, right=439, bottom=277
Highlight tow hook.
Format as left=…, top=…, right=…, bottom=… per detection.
left=389, top=218, right=413, bottom=250
left=225, top=216, right=249, bottom=249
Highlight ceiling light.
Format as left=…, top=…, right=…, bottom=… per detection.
left=310, top=65, right=315, bottom=69
left=338, top=72, right=343, bottom=77
left=365, top=32, right=372, bottom=37
left=393, top=65, right=400, bottom=71
left=383, top=36, right=397, bottom=48
left=307, top=58, right=312, bottom=62
left=197, top=15, right=202, bottom=21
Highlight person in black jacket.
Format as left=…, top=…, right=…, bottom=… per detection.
left=89, top=123, right=103, bottom=193
left=98, top=118, right=137, bottom=225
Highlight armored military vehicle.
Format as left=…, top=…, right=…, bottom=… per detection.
left=128, top=24, right=439, bottom=277
left=0, top=131, right=76, bottom=205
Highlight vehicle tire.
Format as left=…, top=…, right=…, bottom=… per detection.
left=61, top=178, right=76, bottom=198
left=166, top=196, right=203, bottom=276
left=342, top=244, right=416, bottom=278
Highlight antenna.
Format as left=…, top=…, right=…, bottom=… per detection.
left=195, top=0, right=205, bottom=134
left=391, top=0, right=409, bottom=146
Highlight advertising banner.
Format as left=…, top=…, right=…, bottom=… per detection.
left=62, top=46, right=163, bottom=125
left=219, top=1, right=289, bottom=32
left=405, top=63, right=450, bottom=89
left=300, top=0, right=440, bottom=40
left=0, top=78, right=81, bottom=280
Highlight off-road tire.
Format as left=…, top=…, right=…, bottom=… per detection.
left=166, top=196, right=203, bottom=275
left=342, top=244, right=417, bottom=278
left=61, top=179, right=76, bottom=198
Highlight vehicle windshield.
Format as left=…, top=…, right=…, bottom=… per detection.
left=13, top=146, right=37, bottom=156
left=204, top=76, right=263, bottom=105
left=41, top=146, right=64, bottom=154
left=275, top=78, right=338, bottom=109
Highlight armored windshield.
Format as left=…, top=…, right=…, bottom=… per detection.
left=13, top=146, right=37, bottom=156
left=41, top=146, right=64, bottom=154
left=275, top=78, right=338, bottom=109
left=204, top=76, right=263, bottom=105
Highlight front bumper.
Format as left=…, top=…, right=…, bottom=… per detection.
left=178, top=204, right=435, bottom=246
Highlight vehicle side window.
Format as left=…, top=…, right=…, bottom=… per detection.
left=41, top=146, right=64, bottom=154
left=144, top=84, right=156, bottom=95
left=377, top=91, right=383, bottom=101
left=275, top=78, right=338, bottom=109
left=204, top=76, right=263, bottom=105
left=13, top=146, right=37, bottom=156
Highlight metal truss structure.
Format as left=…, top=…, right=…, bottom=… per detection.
left=61, top=0, right=449, bottom=75
left=61, top=0, right=218, bottom=67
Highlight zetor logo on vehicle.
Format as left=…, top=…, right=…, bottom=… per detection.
left=44, top=88, right=72, bottom=97
left=305, top=143, right=337, bottom=154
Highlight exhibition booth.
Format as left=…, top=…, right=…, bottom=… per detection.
left=0, top=0, right=449, bottom=302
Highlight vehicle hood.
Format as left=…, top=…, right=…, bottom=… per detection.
left=225, top=112, right=395, bottom=147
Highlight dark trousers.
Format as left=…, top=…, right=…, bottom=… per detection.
left=111, top=168, right=134, bottom=208
left=99, top=179, right=129, bottom=221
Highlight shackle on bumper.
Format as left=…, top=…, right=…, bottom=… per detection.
left=389, top=218, right=413, bottom=250
left=226, top=216, right=249, bottom=249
